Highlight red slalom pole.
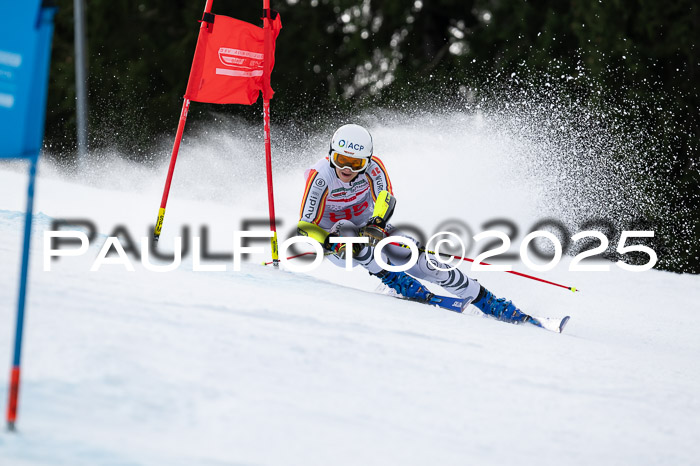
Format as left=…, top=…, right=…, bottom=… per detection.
left=154, top=97, right=190, bottom=240
left=262, top=1, right=279, bottom=267
left=153, top=0, right=214, bottom=241
left=263, top=100, right=278, bottom=266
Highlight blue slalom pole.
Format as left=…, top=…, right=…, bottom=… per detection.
left=6, top=155, right=38, bottom=431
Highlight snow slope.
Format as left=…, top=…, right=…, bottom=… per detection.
left=1, top=113, right=699, bottom=465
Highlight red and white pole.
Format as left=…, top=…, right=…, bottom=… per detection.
left=263, top=0, right=279, bottom=267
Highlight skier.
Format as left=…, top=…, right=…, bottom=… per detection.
left=297, top=123, right=533, bottom=324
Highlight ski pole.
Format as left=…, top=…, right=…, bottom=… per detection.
left=263, top=250, right=333, bottom=266
left=263, top=238, right=579, bottom=292
left=406, top=243, right=578, bottom=292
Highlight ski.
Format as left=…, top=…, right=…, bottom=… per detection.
left=392, top=292, right=571, bottom=333
left=528, top=315, right=570, bottom=333
left=425, top=294, right=470, bottom=313
left=393, top=292, right=469, bottom=313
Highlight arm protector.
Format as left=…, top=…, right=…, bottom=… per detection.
left=361, top=190, right=396, bottom=246
left=298, top=221, right=331, bottom=248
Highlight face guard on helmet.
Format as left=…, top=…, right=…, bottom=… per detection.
left=329, top=124, right=373, bottom=174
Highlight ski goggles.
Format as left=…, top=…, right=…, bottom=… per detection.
left=331, top=152, right=368, bottom=172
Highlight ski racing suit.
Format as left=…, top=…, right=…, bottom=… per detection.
left=297, top=155, right=482, bottom=303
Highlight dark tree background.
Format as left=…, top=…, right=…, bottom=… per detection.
left=44, top=0, right=698, bottom=272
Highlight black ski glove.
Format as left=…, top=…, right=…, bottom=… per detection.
left=327, top=238, right=363, bottom=259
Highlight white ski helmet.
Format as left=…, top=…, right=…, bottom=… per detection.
left=329, top=124, right=373, bottom=173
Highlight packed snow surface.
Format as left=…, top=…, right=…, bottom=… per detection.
left=1, top=115, right=699, bottom=465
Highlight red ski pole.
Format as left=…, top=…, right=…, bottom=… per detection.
left=411, top=244, right=579, bottom=292
left=264, top=240, right=579, bottom=292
